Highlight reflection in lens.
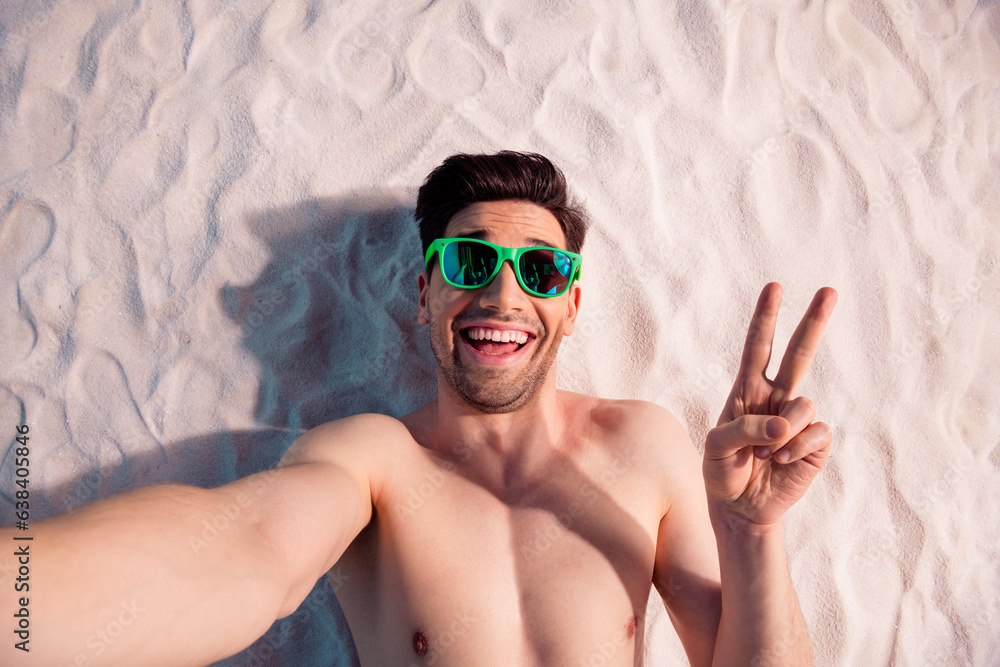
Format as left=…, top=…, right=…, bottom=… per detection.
left=443, top=241, right=496, bottom=286
left=520, top=249, right=570, bottom=296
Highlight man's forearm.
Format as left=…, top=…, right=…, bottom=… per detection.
left=0, top=477, right=286, bottom=667
left=708, top=502, right=813, bottom=667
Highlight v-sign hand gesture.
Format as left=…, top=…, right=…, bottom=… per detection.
left=703, top=283, right=838, bottom=527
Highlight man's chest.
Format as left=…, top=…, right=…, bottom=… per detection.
left=333, top=453, right=662, bottom=664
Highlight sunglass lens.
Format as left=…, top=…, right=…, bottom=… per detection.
left=520, top=249, right=572, bottom=296
left=442, top=241, right=497, bottom=287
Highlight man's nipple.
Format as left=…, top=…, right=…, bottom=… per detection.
left=413, top=630, right=429, bottom=656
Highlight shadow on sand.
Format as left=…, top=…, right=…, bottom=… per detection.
left=22, top=193, right=435, bottom=666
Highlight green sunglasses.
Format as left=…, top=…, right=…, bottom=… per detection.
left=424, top=237, right=582, bottom=298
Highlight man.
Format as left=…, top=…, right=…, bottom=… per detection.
left=2, top=151, right=836, bottom=666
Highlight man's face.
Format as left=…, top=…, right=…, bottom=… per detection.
left=417, top=200, right=582, bottom=414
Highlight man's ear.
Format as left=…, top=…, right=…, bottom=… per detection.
left=562, top=282, right=582, bottom=336
left=417, top=272, right=430, bottom=325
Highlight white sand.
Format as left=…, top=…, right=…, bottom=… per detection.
left=1, top=1, right=998, bottom=664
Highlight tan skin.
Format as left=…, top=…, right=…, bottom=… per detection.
left=0, top=201, right=836, bottom=666
left=274, top=201, right=837, bottom=665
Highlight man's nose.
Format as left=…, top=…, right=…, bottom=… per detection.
left=479, top=261, right=526, bottom=311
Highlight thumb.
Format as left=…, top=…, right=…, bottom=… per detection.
left=705, top=415, right=788, bottom=460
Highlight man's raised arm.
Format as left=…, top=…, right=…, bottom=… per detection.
left=702, top=283, right=838, bottom=666
left=0, top=413, right=392, bottom=667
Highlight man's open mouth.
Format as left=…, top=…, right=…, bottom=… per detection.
left=460, top=326, right=534, bottom=356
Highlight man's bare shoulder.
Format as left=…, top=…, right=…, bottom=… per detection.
left=277, top=414, right=420, bottom=501
left=560, top=392, right=701, bottom=500
left=279, top=413, right=415, bottom=466
left=560, top=391, right=693, bottom=450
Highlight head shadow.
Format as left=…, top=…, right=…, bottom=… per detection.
left=18, top=193, right=438, bottom=667
left=220, top=193, right=437, bottom=433
left=207, top=192, right=440, bottom=667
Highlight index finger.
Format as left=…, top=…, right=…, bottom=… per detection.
left=737, top=282, right=783, bottom=380
left=772, top=287, right=838, bottom=401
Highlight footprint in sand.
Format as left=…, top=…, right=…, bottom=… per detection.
left=0, top=89, right=77, bottom=181
left=411, top=34, right=486, bottom=106
left=0, top=200, right=56, bottom=368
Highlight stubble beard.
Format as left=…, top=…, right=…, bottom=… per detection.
left=428, top=310, right=560, bottom=414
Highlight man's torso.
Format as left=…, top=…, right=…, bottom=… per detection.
left=328, top=393, right=677, bottom=666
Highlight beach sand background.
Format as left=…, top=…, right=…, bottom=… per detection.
left=1, top=0, right=998, bottom=664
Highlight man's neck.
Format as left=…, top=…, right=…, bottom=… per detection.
left=406, top=373, right=571, bottom=490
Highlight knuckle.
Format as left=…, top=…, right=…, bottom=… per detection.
left=741, top=415, right=764, bottom=440
left=706, top=424, right=726, bottom=448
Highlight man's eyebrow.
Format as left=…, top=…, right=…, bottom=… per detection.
left=526, top=236, right=561, bottom=248
left=453, top=229, right=563, bottom=249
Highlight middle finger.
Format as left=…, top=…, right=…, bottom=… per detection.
left=772, top=287, right=838, bottom=401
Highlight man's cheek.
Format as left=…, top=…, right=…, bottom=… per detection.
left=427, top=290, right=463, bottom=320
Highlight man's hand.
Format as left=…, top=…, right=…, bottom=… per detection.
left=703, top=282, right=838, bottom=526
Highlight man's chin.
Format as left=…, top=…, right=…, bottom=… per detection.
left=430, top=326, right=559, bottom=414
left=461, top=396, right=529, bottom=415
left=445, top=374, right=535, bottom=414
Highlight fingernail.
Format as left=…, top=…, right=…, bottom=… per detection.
left=775, top=450, right=791, bottom=464
left=754, top=446, right=771, bottom=459
left=766, top=418, right=784, bottom=439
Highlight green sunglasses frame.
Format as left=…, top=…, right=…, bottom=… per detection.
left=424, top=237, right=582, bottom=298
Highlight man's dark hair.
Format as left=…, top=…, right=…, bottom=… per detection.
left=415, top=151, right=589, bottom=256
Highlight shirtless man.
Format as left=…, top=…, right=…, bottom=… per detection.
left=2, top=151, right=837, bottom=666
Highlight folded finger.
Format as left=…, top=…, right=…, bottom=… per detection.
left=771, top=421, right=833, bottom=465
left=778, top=396, right=817, bottom=436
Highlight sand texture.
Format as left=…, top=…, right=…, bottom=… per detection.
left=1, top=0, right=998, bottom=664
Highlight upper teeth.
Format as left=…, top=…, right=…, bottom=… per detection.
left=466, top=327, right=529, bottom=344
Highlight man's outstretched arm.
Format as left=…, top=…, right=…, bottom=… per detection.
left=0, top=413, right=390, bottom=667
